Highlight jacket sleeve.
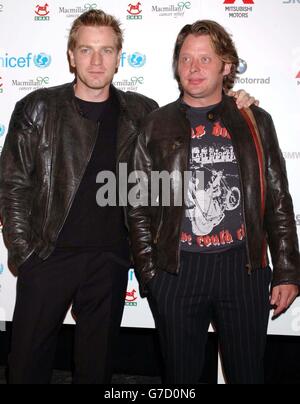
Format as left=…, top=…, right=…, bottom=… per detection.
left=127, top=126, right=158, bottom=289
left=0, top=98, right=38, bottom=271
left=263, top=113, right=300, bottom=287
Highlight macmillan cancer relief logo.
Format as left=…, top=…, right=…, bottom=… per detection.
left=223, top=0, right=255, bottom=18
left=0, top=76, right=3, bottom=93
left=12, top=76, right=50, bottom=92
left=127, top=2, right=143, bottom=20
left=113, top=76, right=144, bottom=92
left=34, top=3, right=50, bottom=21
left=152, top=1, right=192, bottom=18
left=59, top=3, right=98, bottom=18
left=236, top=58, right=270, bottom=85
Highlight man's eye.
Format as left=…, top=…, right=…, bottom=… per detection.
left=104, top=48, right=113, bottom=54
left=201, top=57, right=210, bottom=64
left=80, top=48, right=91, bottom=54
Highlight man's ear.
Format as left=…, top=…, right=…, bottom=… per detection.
left=223, top=63, right=232, bottom=77
left=68, top=50, right=76, bottom=69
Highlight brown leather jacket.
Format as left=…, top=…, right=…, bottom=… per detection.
left=128, top=95, right=300, bottom=289
left=0, top=82, right=158, bottom=273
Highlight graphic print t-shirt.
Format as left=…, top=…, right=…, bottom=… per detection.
left=181, top=103, right=246, bottom=253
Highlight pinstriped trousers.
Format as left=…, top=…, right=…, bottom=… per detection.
left=148, top=245, right=272, bottom=384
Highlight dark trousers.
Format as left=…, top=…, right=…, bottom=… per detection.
left=148, top=245, right=272, bottom=384
left=8, top=249, right=129, bottom=384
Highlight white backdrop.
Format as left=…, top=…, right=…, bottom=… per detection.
left=0, top=0, right=300, bottom=336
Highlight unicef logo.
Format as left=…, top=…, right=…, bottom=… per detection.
left=0, top=124, right=5, bottom=137
left=237, top=59, right=247, bottom=74
left=34, top=53, right=52, bottom=69
left=128, top=53, right=146, bottom=68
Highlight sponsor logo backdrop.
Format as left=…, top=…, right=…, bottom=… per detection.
left=0, top=0, right=300, bottom=336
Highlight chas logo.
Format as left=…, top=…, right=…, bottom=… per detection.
left=127, top=2, right=143, bottom=20
left=128, top=2, right=142, bottom=15
left=35, top=3, right=50, bottom=21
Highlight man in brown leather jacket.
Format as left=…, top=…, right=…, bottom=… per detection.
left=0, top=10, right=258, bottom=383
left=128, top=20, right=300, bottom=384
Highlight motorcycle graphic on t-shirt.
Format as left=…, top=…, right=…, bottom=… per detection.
left=186, top=165, right=241, bottom=236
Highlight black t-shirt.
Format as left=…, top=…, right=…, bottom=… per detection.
left=56, top=94, right=129, bottom=260
left=181, top=103, right=246, bottom=253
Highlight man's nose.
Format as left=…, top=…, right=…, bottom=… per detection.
left=190, top=60, right=200, bottom=73
left=91, top=52, right=103, bottom=65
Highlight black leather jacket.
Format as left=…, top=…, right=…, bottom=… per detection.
left=0, top=82, right=158, bottom=273
left=128, top=95, right=300, bottom=289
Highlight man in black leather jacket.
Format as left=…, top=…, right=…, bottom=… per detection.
left=128, top=21, right=300, bottom=384
left=0, top=10, right=159, bottom=384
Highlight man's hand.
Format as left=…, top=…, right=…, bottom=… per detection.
left=271, top=285, right=299, bottom=317
left=228, top=89, right=259, bottom=110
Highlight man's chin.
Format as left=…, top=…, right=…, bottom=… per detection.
left=80, top=77, right=111, bottom=91
left=85, top=82, right=108, bottom=91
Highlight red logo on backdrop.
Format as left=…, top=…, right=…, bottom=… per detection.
left=126, top=289, right=138, bottom=302
left=35, top=3, right=50, bottom=16
left=297, top=71, right=300, bottom=79
left=224, top=0, right=254, bottom=3
left=127, top=2, right=142, bottom=15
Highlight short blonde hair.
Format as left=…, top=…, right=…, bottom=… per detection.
left=68, top=9, right=123, bottom=51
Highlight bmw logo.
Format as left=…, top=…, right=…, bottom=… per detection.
left=237, top=59, right=247, bottom=75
